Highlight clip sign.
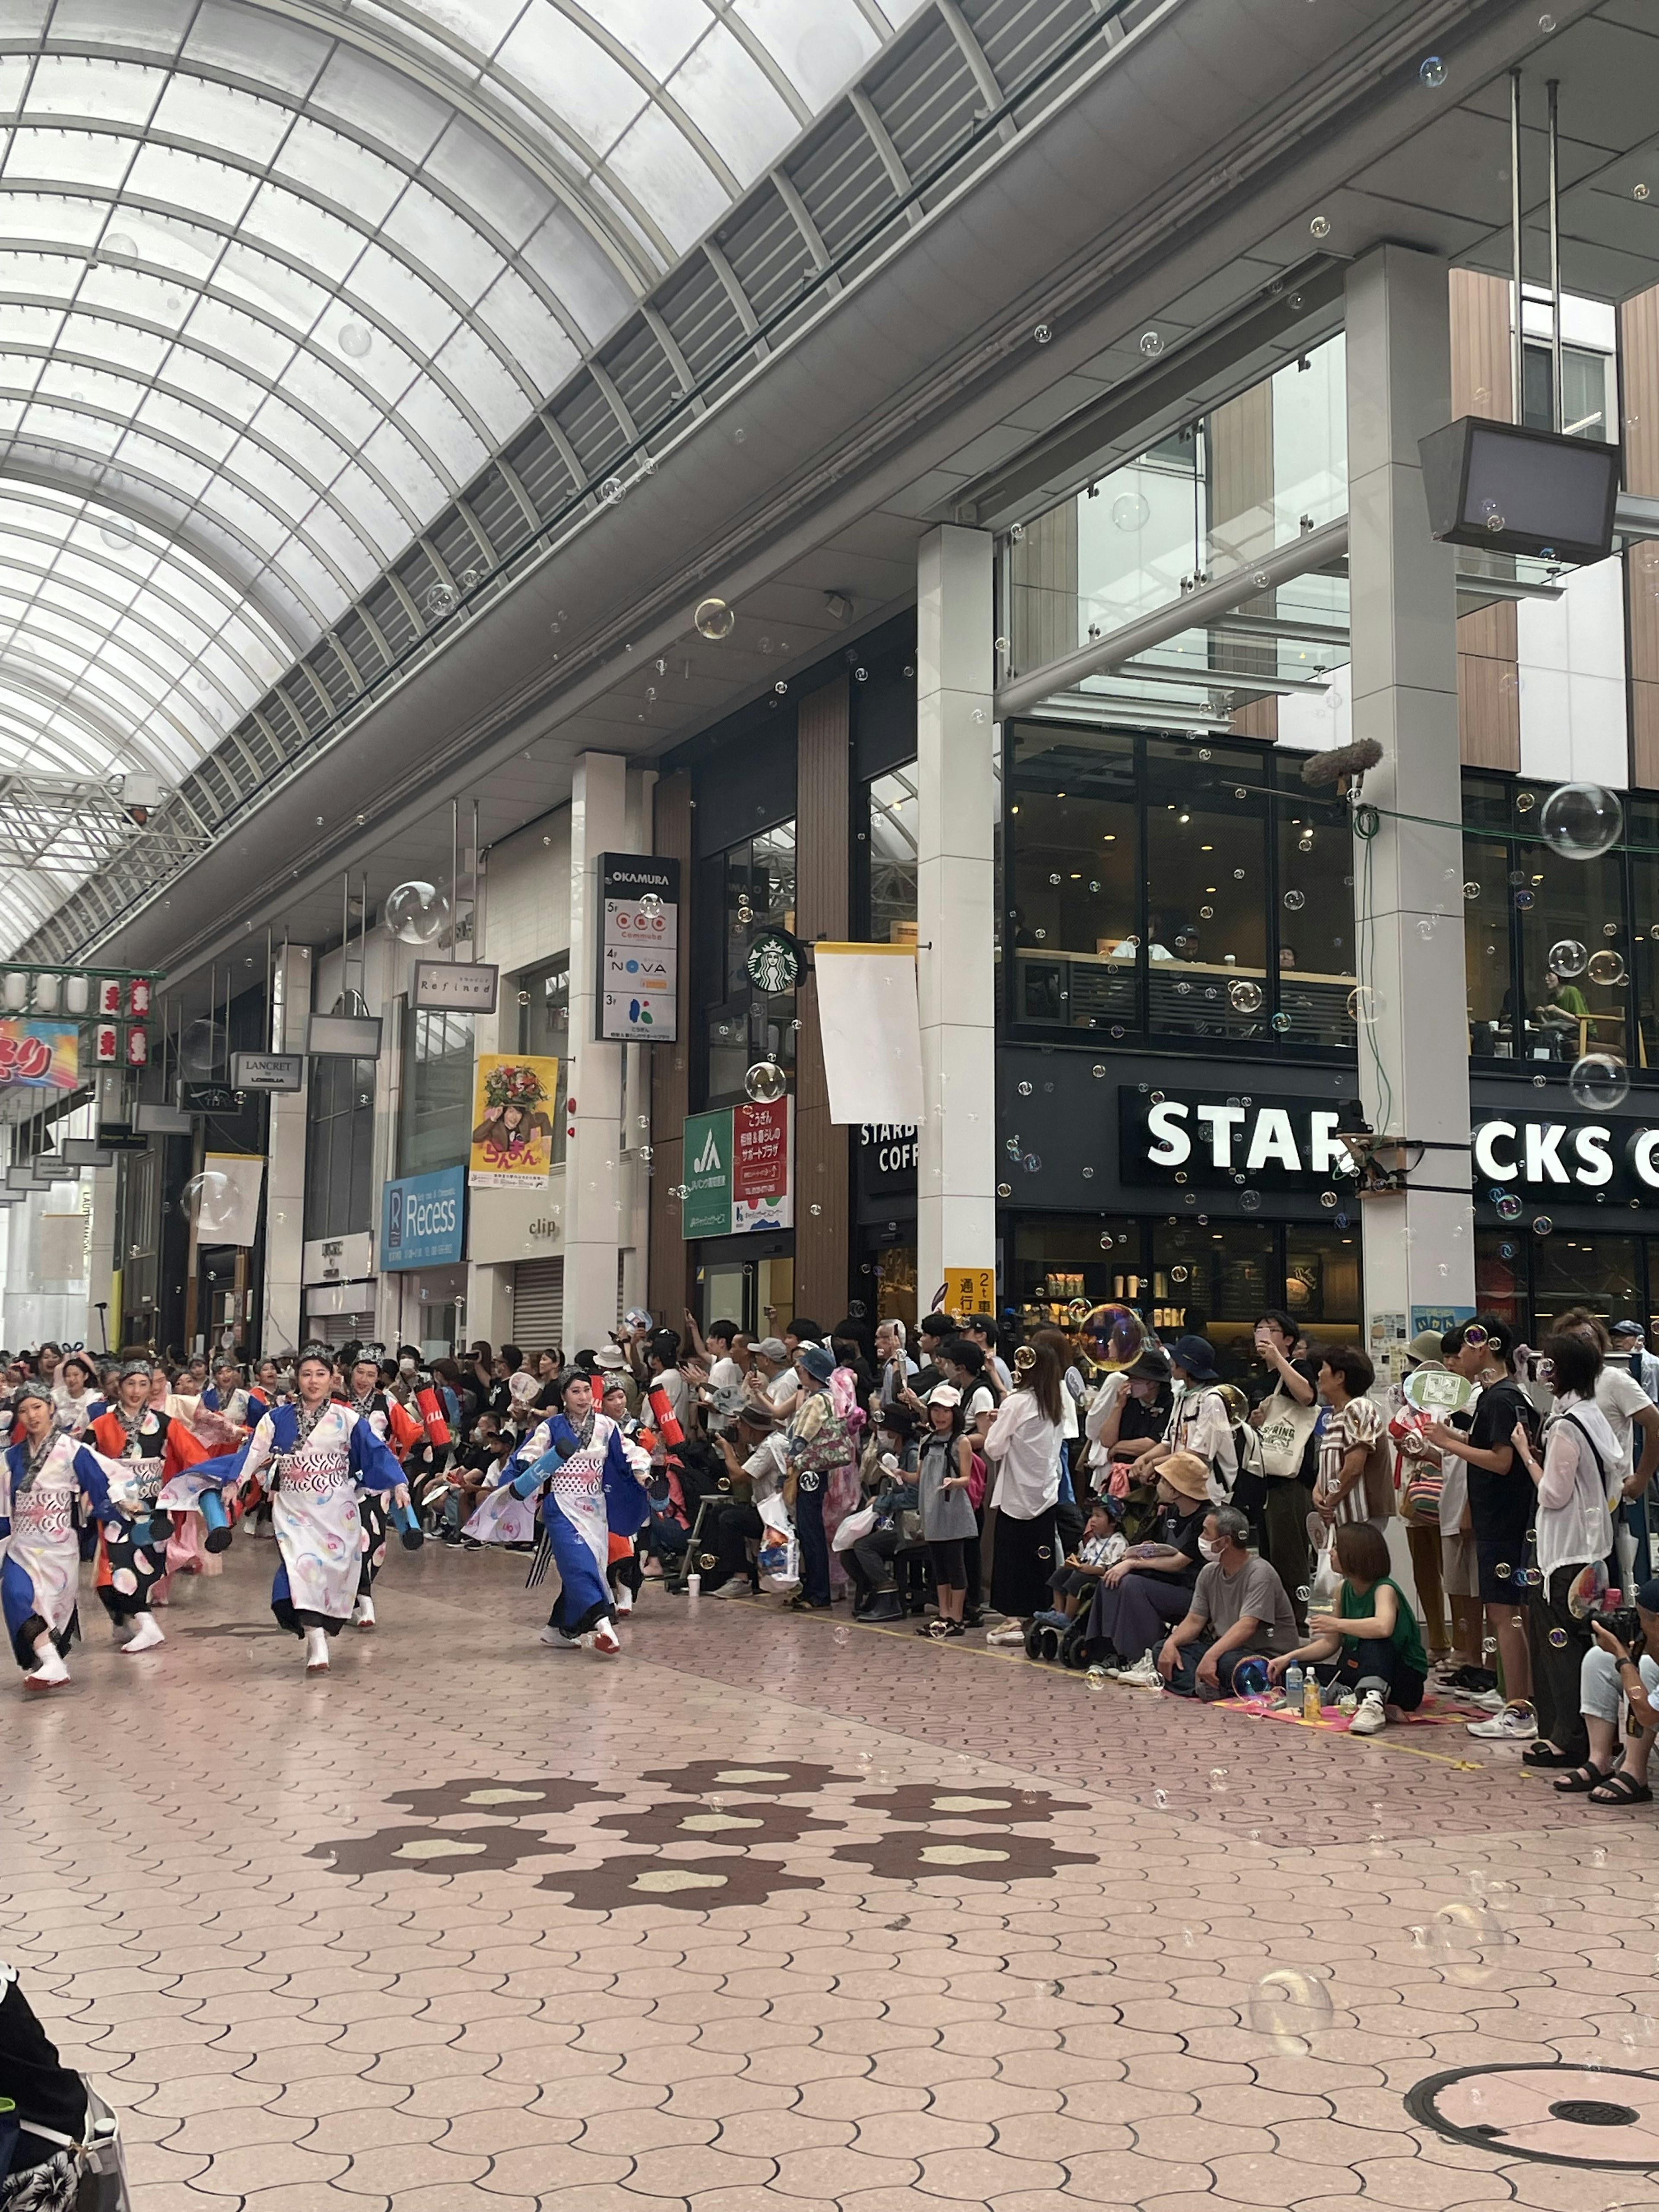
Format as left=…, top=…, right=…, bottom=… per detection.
left=231, top=1052, right=304, bottom=1092
left=413, top=961, right=498, bottom=1014
left=943, top=1267, right=996, bottom=1319
left=598, top=854, right=678, bottom=1043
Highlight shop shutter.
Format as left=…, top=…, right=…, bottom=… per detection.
left=512, top=1257, right=564, bottom=1351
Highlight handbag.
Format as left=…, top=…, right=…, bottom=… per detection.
left=1256, top=1387, right=1321, bottom=1484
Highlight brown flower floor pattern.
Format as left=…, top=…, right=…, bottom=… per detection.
left=827, top=1826, right=1097, bottom=1883
left=303, top=1824, right=572, bottom=1878
left=589, top=1799, right=845, bottom=1847
left=851, top=1781, right=1089, bottom=1824
left=534, top=1853, right=826, bottom=1911
left=379, top=1775, right=624, bottom=1820
left=637, top=1757, right=860, bottom=1795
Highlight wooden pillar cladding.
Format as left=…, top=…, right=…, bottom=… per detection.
left=1210, top=382, right=1278, bottom=743
left=1621, top=287, right=1659, bottom=788
left=1008, top=502, right=1077, bottom=674
left=647, top=769, right=693, bottom=1325
left=1450, top=268, right=1520, bottom=769
left=793, top=677, right=851, bottom=1327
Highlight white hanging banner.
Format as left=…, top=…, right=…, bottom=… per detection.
left=812, top=944, right=924, bottom=1126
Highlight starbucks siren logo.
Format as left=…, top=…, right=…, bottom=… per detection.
left=745, top=929, right=801, bottom=995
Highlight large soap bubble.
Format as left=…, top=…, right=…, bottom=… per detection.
left=743, top=1060, right=787, bottom=1104
left=1547, top=938, right=1587, bottom=978
left=694, top=597, right=736, bottom=641
left=1569, top=1053, right=1630, bottom=1110
left=385, top=880, right=451, bottom=945
left=1538, top=781, right=1622, bottom=860
left=178, top=1170, right=236, bottom=1236
left=1248, top=1968, right=1335, bottom=2053
left=180, top=1017, right=225, bottom=1077
left=1078, top=1303, right=1145, bottom=1372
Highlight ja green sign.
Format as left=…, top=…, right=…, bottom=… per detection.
left=681, top=1108, right=732, bottom=1239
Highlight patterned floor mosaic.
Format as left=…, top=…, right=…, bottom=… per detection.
left=4, top=1539, right=1658, bottom=2212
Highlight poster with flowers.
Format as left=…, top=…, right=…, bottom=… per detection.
left=468, top=1053, right=559, bottom=1189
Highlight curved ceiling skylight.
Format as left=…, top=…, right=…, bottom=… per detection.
left=0, top=0, right=922, bottom=947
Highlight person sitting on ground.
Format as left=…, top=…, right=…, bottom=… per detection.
left=1267, top=1520, right=1429, bottom=1733
left=1080, top=1448, right=1211, bottom=1678
left=705, top=1404, right=788, bottom=1595
left=443, top=1414, right=512, bottom=1545
left=1556, top=1586, right=1659, bottom=1806
left=842, top=1405, right=921, bottom=1619
left=1157, top=1504, right=1300, bottom=1698
left=1034, top=1497, right=1121, bottom=1628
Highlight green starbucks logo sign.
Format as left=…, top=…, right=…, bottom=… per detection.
left=745, top=929, right=801, bottom=995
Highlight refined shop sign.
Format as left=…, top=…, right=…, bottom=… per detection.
left=1121, top=1087, right=1360, bottom=1191
left=1122, top=1086, right=1659, bottom=1203
left=598, top=854, right=678, bottom=1043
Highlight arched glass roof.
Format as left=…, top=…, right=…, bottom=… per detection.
left=0, top=0, right=924, bottom=947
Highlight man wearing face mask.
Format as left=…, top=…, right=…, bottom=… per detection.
left=1156, top=1504, right=1300, bottom=1697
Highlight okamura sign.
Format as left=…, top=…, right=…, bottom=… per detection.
left=1121, top=1087, right=1659, bottom=1205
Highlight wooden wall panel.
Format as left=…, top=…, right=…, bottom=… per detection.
left=1008, top=500, right=1077, bottom=674
left=1621, top=287, right=1659, bottom=496
left=1622, top=291, right=1659, bottom=790
left=1450, top=269, right=1519, bottom=766
left=792, top=677, right=851, bottom=1327
left=647, top=769, right=693, bottom=1324
left=1211, top=381, right=1278, bottom=743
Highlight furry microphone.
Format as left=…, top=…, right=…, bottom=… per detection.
left=1302, top=737, right=1383, bottom=788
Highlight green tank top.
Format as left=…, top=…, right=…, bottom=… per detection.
left=1338, top=1576, right=1427, bottom=1676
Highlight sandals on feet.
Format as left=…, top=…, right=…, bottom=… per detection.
left=1522, top=1742, right=1581, bottom=1768
left=1554, top=1764, right=1615, bottom=1793
left=1588, top=1769, right=1653, bottom=1806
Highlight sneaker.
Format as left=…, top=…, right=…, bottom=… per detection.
left=985, top=1623, right=1026, bottom=1646
left=1466, top=1700, right=1537, bottom=1740
left=1348, top=1691, right=1387, bottom=1736
left=537, top=1626, right=580, bottom=1649
left=1031, top=1609, right=1072, bottom=1632
left=1112, top=1651, right=1165, bottom=1690
left=1463, top=1688, right=1506, bottom=1711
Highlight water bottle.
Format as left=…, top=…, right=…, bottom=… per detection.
left=1284, top=1662, right=1303, bottom=1706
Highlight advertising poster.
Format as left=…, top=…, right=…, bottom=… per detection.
left=0, top=1018, right=78, bottom=1090
left=382, top=1166, right=467, bottom=1270
left=732, top=1099, right=791, bottom=1230
left=468, top=1053, right=559, bottom=1189
left=599, top=854, right=679, bottom=1042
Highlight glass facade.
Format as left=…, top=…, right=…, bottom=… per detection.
left=1464, top=775, right=1649, bottom=1071
left=303, top=1056, right=376, bottom=1242
left=1009, top=1215, right=1362, bottom=1376
left=397, top=1007, right=475, bottom=1180
left=516, top=954, right=570, bottom=1167
left=1007, top=727, right=1356, bottom=1049
left=696, top=822, right=798, bottom=1107
left=1476, top=1226, right=1655, bottom=1338
left=867, top=765, right=919, bottom=944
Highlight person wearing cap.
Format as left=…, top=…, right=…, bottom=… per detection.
left=1078, top=1449, right=1212, bottom=1679
left=745, top=1337, right=798, bottom=1425
left=1610, top=1319, right=1659, bottom=1404
left=703, top=1401, right=789, bottom=1597
left=86, top=1360, right=213, bottom=1654
left=593, top=1342, right=640, bottom=1417
left=782, top=1342, right=852, bottom=1610
left=917, top=1384, right=978, bottom=1639
left=1570, top=1586, right=1659, bottom=1806
left=2, top=1379, right=135, bottom=1691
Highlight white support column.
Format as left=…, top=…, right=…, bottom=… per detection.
left=1346, top=245, right=1473, bottom=1374
left=262, top=943, right=311, bottom=1355
left=564, top=752, right=631, bottom=1348
left=86, top=1160, right=117, bottom=1355
left=916, top=524, right=998, bottom=1310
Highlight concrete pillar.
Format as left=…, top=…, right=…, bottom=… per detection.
left=915, top=524, right=997, bottom=1310
left=564, top=752, right=630, bottom=1348
left=1346, top=245, right=1474, bottom=1374
left=262, top=943, right=311, bottom=1355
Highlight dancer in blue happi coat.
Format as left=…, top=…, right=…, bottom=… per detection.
left=499, top=1370, right=650, bottom=1657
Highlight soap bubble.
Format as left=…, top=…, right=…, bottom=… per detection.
left=1420, top=54, right=1447, bottom=86
left=1587, top=949, right=1627, bottom=986
left=1032, top=324, right=1051, bottom=345
left=1548, top=938, right=1587, bottom=977
left=1240, top=1189, right=1261, bottom=1212
left=422, top=582, right=455, bottom=619
left=1319, top=1190, right=1338, bottom=1210
left=1494, top=1192, right=1522, bottom=1221
left=1309, top=215, right=1330, bottom=238
left=744, top=1060, right=787, bottom=1103
left=1539, top=781, right=1622, bottom=860
left=1139, top=331, right=1163, bottom=356
left=1533, top=1215, right=1553, bottom=1237
left=1229, top=979, right=1264, bottom=1014
left=1153, top=1788, right=1169, bottom=1809
left=1426, top=1899, right=1515, bottom=1983
left=1548, top=1627, right=1569, bottom=1649
left=1271, top=1011, right=1292, bottom=1033
left=385, top=880, right=450, bottom=944
left=1283, top=890, right=1305, bottom=911
left=179, top=1170, right=236, bottom=1235
left=1023, top=1154, right=1041, bottom=1173
left=180, top=1017, right=226, bottom=1076
left=1462, top=881, right=1481, bottom=900
left=1569, top=1052, right=1630, bottom=1110
left=337, top=321, right=372, bottom=358
left=1249, top=1968, right=1334, bottom=2053
left=1346, top=985, right=1380, bottom=1024
left=1018, top=1079, right=1033, bottom=1095
left=1079, top=1304, right=1145, bottom=1371
left=694, top=597, right=735, bottom=640
left=998, top=1182, right=1012, bottom=1198
left=1112, top=493, right=1151, bottom=531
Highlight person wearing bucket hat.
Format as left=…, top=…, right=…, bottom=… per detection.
left=782, top=1342, right=854, bottom=1609
left=1083, top=1344, right=1173, bottom=1485
left=2, top=1379, right=136, bottom=1691
left=1120, top=1336, right=1239, bottom=1501
left=1077, top=1449, right=1212, bottom=1682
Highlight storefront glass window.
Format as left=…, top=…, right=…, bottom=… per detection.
left=1532, top=1231, right=1640, bottom=1333
left=516, top=954, right=569, bottom=1165
left=1007, top=728, right=1354, bottom=1051
left=868, top=766, right=918, bottom=944
left=1147, top=1220, right=1274, bottom=1371
left=398, top=1006, right=474, bottom=1178
left=1626, top=797, right=1659, bottom=1073
left=1282, top=1224, right=1363, bottom=1344
left=304, top=1055, right=375, bottom=1240
left=1475, top=1228, right=1525, bottom=1331
left=1010, top=1216, right=1143, bottom=1330
left=699, top=822, right=797, bottom=1105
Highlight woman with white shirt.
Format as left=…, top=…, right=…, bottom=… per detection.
left=1507, top=1329, right=1618, bottom=1772
left=983, top=1341, right=1064, bottom=1645
left=51, top=1351, right=103, bottom=1437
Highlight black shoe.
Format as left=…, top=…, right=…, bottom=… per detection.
left=788, top=1595, right=830, bottom=1611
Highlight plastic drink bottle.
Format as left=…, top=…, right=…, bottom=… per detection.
left=1284, top=1662, right=1303, bottom=1705
left=1303, top=1673, right=1322, bottom=1722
